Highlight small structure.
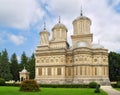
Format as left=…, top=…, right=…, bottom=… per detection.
left=19, top=67, right=30, bottom=82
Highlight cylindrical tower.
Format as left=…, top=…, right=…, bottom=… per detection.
left=51, top=17, right=68, bottom=41
left=40, top=23, right=50, bottom=46
left=72, top=13, right=91, bottom=35
left=71, top=12, right=93, bottom=48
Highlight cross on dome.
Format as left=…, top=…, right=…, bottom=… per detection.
left=44, top=22, right=46, bottom=30
left=80, top=6, right=83, bottom=16
left=59, top=16, right=61, bottom=23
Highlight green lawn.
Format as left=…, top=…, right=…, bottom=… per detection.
left=115, top=88, right=120, bottom=91
left=0, top=86, right=108, bottom=95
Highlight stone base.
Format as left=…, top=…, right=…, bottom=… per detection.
left=35, top=77, right=111, bottom=85
left=73, top=78, right=111, bottom=85
left=36, top=78, right=66, bottom=84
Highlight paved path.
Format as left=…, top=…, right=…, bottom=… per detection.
left=101, top=86, right=120, bottom=95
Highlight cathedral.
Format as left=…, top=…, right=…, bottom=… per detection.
left=35, top=12, right=110, bottom=85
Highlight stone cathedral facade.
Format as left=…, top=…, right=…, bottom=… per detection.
left=35, top=13, right=110, bottom=85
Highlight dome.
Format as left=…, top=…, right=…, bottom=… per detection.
left=73, top=15, right=91, bottom=23
left=40, top=22, right=50, bottom=35
left=21, top=67, right=28, bottom=73
left=76, top=42, right=88, bottom=48
left=73, top=11, right=91, bottom=24
left=52, top=23, right=67, bottom=31
left=77, top=15, right=90, bottom=20
left=92, top=44, right=104, bottom=49
left=40, top=29, right=50, bottom=35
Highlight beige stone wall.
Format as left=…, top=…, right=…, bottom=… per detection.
left=19, top=72, right=29, bottom=81
left=50, top=41, right=68, bottom=49
left=35, top=47, right=109, bottom=84
left=71, top=34, right=93, bottom=49
left=36, top=54, right=66, bottom=66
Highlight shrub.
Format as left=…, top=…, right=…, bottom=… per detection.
left=116, top=76, right=120, bottom=82
left=19, top=80, right=40, bottom=92
left=0, top=78, right=5, bottom=86
left=117, top=81, right=120, bottom=88
left=89, top=82, right=98, bottom=88
left=40, top=84, right=89, bottom=88
left=6, top=83, right=20, bottom=87
left=94, top=85, right=100, bottom=93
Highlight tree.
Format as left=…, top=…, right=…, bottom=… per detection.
left=0, top=49, right=12, bottom=81
left=10, top=53, right=19, bottom=81
left=109, top=52, right=120, bottom=81
left=19, top=52, right=28, bottom=72
left=27, top=53, right=35, bottom=79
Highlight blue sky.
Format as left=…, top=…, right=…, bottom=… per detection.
left=0, top=0, right=120, bottom=60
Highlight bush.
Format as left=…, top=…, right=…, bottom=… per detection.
left=40, top=84, right=89, bottom=88
left=0, top=78, right=5, bottom=86
left=19, top=80, right=40, bottom=92
left=116, top=76, right=120, bottom=82
left=94, top=85, right=100, bottom=93
left=6, top=83, right=20, bottom=87
left=117, top=81, right=120, bottom=88
left=89, top=82, right=98, bottom=88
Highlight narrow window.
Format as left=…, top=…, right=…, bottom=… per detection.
left=38, top=68, right=42, bottom=76
left=57, top=68, right=61, bottom=75
left=48, top=68, right=51, bottom=75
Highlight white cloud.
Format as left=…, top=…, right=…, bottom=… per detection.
left=8, top=34, right=25, bottom=45
left=0, top=0, right=44, bottom=29
left=111, top=0, right=120, bottom=6
left=1, top=0, right=120, bottom=52
left=40, top=0, right=120, bottom=52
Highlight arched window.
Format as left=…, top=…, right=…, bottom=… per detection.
left=57, top=68, right=61, bottom=75
left=38, top=68, right=42, bottom=76
left=80, top=66, right=82, bottom=75
left=48, top=68, right=51, bottom=75
left=68, top=67, right=72, bottom=76
left=94, top=59, right=97, bottom=62
left=95, top=67, right=97, bottom=75
left=56, top=59, right=58, bottom=62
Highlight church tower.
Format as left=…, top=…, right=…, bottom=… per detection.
left=71, top=10, right=93, bottom=48
left=50, top=17, right=69, bottom=49
left=40, top=22, right=50, bottom=46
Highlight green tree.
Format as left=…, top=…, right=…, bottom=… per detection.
left=0, top=52, right=2, bottom=64
left=0, top=49, right=12, bottom=81
left=19, top=52, right=28, bottom=71
left=10, top=53, right=19, bottom=81
left=109, top=52, right=120, bottom=81
left=27, top=53, right=35, bottom=79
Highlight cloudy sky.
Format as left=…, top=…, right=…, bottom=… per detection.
left=0, top=0, right=120, bottom=59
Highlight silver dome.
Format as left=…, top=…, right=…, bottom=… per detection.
left=21, top=67, right=28, bottom=73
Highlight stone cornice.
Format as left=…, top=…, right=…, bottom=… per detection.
left=71, top=34, right=93, bottom=39
left=35, top=46, right=108, bottom=56
left=36, top=63, right=108, bottom=67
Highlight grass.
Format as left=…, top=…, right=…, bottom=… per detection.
left=115, top=88, right=120, bottom=91
left=0, top=86, right=108, bottom=95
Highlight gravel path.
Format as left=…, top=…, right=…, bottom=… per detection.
left=101, top=86, right=120, bottom=95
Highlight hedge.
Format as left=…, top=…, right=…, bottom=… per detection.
left=89, top=82, right=98, bottom=88
left=40, top=84, right=89, bottom=88
left=0, top=78, right=5, bottom=86
left=5, top=83, right=89, bottom=88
